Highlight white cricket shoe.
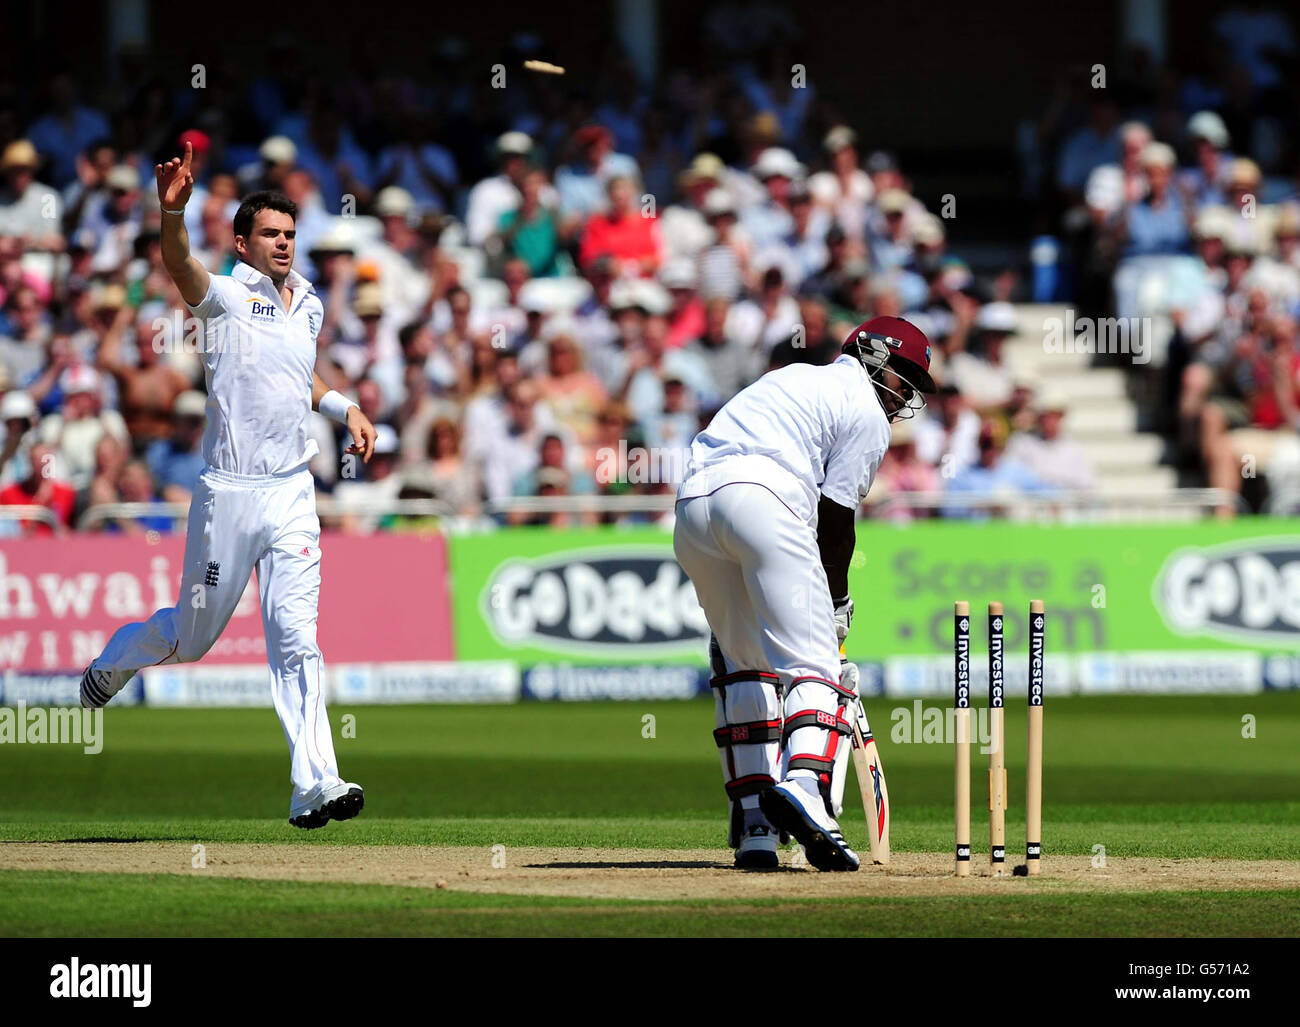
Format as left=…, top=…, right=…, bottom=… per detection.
left=734, top=823, right=780, bottom=869
left=289, top=781, right=365, bottom=830
left=759, top=782, right=860, bottom=871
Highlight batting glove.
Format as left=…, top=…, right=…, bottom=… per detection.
left=833, top=596, right=854, bottom=646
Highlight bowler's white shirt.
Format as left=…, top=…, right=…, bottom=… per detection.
left=186, top=261, right=324, bottom=476
left=679, top=355, right=891, bottom=524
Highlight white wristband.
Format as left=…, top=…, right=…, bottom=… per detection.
left=319, top=389, right=358, bottom=425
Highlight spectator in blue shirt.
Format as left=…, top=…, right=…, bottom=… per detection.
left=944, top=420, right=1056, bottom=519
left=25, top=74, right=111, bottom=188
left=1056, top=92, right=1121, bottom=198
left=1125, top=142, right=1189, bottom=257
left=145, top=391, right=207, bottom=503
left=554, top=124, right=640, bottom=228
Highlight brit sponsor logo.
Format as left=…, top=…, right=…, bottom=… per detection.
left=483, top=548, right=708, bottom=654
left=1155, top=538, right=1300, bottom=645
left=246, top=297, right=278, bottom=322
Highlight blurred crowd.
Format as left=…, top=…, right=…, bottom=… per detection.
left=1024, top=5, right=1300, bottom=512
left=20, top=17, right=1261, bottom=534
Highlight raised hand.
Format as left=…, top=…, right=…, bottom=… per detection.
left=156, top=141, right=195, bottom=211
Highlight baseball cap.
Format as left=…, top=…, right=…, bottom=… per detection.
left=59, top=365, right=102, bottom=397
left=1228, top=158, right=1261, bottom=189
left=1037, top=389, right=1069, bottom=413
left=1187, top=111, right=1229, bottom=150
left=372, top=424, right=400, bottom=455
left=702, top=188, right=736, bottom=218
left=752, top=147, right=804, bottom=181
left=374, top=186, right=415, bottom=218
left=823, top=125, right=857, bottom=153
left=178, top=129, right=211, bottom=154
left=352, top=283, right=384, bottom=318
left=1, top=140, right=39, bottom=171
left=912, top=213, right=945, bottom=247
left=309, top=220, right=358, bottom=257
left=0, top=390, right=37, bottom=422
left=877, top=188, right=911, bottom=214
left=106, top=164, right=140, bottom=192
left=659, top=258, right=698, bottom=291
left=174, top=390, right=207, bottom=418
left=684, top=152, right=724, bottom=185
left=497, top=131, right=533, bottom=156
left=975, top=302, right=1019, bottom=334
left=259, top=136, right=298, bottom=165
left=865, top=150, right=899, bottom=175
left=1139, top=141, right=1176, bottom=169
left=574, top=124, right=612, bottom=149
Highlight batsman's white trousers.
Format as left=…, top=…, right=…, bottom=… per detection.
left=95, top=464, right=343, bottom=815
left=674, top=481, right=843, bottom=790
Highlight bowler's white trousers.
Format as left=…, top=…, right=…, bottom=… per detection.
left=95, top=464, right=344, bottom=815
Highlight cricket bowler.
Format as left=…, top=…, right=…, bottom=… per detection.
left=79, top=142, right=378, bottom=830
left=674, top=316, right=936, bottom=869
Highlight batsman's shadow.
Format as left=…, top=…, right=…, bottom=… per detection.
left=525, top=860, right=805, bottom=872
left=526, top=859, right=722, bottom=870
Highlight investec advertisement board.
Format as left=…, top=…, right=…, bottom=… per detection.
left=449, top=520, right=1300, bottom=696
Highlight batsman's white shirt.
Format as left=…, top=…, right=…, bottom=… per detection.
left=674, top=356, right=890, bottom=807
left=678, top=355, right=891, bottom=526
left=95, top=261, right=345, bottom=816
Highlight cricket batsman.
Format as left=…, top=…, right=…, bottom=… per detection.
left=79, top=142, right=378, bottom=830
left=674, top=316, right=936, bottom=869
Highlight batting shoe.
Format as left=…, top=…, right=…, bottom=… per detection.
left=79, top=664, right=116, bottom=709
left=734, top=823, right=780, bottom=869
left=759, top=781, right=860, bottom=872
left=289, top=781, right=365, bottom=830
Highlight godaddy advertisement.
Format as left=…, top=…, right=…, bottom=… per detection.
left=447, top=521, right=1300, bottom=697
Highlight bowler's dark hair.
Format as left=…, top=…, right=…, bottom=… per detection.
left=233, top=191, right=297, bottom=238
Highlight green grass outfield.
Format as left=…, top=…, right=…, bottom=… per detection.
left=1, top=693, right=1298, bottom=936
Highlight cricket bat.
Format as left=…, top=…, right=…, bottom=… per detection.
left=844, top=645, right=890, bottom=865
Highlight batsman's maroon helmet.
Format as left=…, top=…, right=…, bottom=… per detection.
left=842, top=316, right=937, bottom=394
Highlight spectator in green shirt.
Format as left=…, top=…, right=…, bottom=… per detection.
left=496, top=167, right=562, bottom=277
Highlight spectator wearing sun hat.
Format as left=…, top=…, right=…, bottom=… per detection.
left=1124, top=142, right=1189, bottom=258
left=808, top=125, right=874, bottom=240
left=0, top=140, right=63, bottom=251
left=0, top=389, right=39, bottom=487
left=144, top=390, right=209, bottom=502
left=1004, top=389, right=1095, bottom=490
left=37, top=365, right=128, bottom=493
left=741, top=147, right=804, bottom=250
left=467, top=132, right=549, bottom=246
left=661, top=153, right=727, bottom=262
left=82, top=163, right=143, bottom=273
left=1180, top=111, right=1233, bottom=211
left=947, top=302, right=1020, bottom=411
